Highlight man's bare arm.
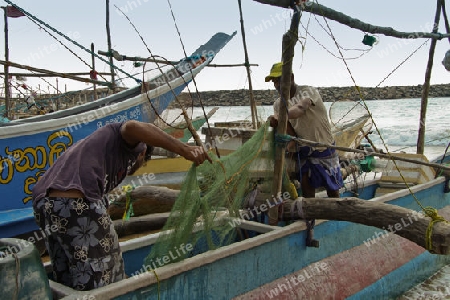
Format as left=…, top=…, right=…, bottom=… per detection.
left=120, top=120, right=211, bottom=165
left=287, top=97, right=312, bottom=119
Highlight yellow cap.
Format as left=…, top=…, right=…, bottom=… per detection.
left=265, top=62, right=283, bottom=82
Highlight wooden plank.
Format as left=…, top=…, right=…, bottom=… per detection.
left=108, top=186, right=179, bottom=220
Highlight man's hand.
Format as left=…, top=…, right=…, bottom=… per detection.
left=268, top=115, right=278, bottom=128
left=121, top=121, right=212, bottom=166
left=183, top=145, right=212, bottom=166
left=286, top=140, right=297, bottom=152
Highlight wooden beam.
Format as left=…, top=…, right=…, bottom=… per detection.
left=91, top=43, right=98, bottom=100
left=97, top=49, right=258, bottom=67
left=293, top=137, right=450, bottom=172
left=0, top=60, right=112, bottom=86
left=3, top=7, right=10, bottom=118
left=0, top=72, right=111, bottom=77
left=106, top=0, right=115, bottom=90
left=283, top=197, right=450, bottom=255
left=108, top=185, right=179, bottom=220
left=252, top=0, right=450, bottom=40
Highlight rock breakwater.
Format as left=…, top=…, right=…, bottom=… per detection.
left=175, top=84, right=450, bottom=107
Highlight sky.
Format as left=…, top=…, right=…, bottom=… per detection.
left=1, top=0, right=450, bottom=94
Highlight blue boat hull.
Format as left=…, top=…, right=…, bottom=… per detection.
left=0, top=31, right=237, bottom=238
left=0, top=83, right=187, bottom=238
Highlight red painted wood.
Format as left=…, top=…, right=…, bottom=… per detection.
left=234, top=234, right=424, bottom=300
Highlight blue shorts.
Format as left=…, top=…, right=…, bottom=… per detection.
left=296, top=146, right=343, bottom=192
left=33, top=196, right=125, bottom=291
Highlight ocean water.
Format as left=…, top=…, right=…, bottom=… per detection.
left=186, top=97, right=450, bottom=298
left=189, top=97, right=450, bottom=160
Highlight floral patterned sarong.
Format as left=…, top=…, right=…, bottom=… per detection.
left=33, top=196, right=125, bottom=291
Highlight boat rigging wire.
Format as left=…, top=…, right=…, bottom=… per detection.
left=5, top=0, right=141, bottom=84
left=8, top=9, right=109, bottom=84
left=165, top=0, right=216, bottom=148
left=113, top=5, right=185, bottom=129
left=300, top=14, right=372, bottom=61
left=305, top=1, right=450, bottom=238
left=114, top=2, right=206, bottom=147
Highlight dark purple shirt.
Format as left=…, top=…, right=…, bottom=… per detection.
left=32, top=122, right=145, bottom=206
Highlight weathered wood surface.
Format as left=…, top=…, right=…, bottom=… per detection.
left=114, top=213, right=170, bottom=237
left=107, top=186, right=450, bottom=254
left=281, top=197, right=450, bottom=255
left=108, top=186, right=179, bottom=220
left=252, top=1, right=450, bottom=40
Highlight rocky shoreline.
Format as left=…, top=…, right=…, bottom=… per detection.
left=176, top=84, right=450, bottom=107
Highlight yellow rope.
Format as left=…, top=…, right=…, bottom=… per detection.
left=151, top=269, right=161, bottom=300
left=424, top=207, right=449, bottom=251
left=121, top=184, right=135, bottom=222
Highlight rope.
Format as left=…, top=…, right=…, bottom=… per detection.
left=424, top=207, right=449, bottom=251
left=300, top=17, right=371, bottom=61
left=5, top=1, right=141, bottom=84
left=301, top=1, right=449, bottom=249
left=274, top=133, right=293, bottom=148
left=121, top=185, right=135, bottom=222
left=151, top=269, right=161, bottom=300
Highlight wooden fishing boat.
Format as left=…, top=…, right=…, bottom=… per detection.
left=0, top=31, right=235, bottom=238
left=3, top=1, right=450, bottom=299
left=12, top=153, right=445, bottom=299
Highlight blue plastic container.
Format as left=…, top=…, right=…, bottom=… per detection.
left=0, top=238, right=52, bottom=299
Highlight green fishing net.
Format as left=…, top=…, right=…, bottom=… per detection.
left=144, top=122, right=290, bottom=266
left=142, top=99, right=375, bottom=267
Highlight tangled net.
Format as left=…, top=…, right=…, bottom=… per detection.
left=144, top=122, right=290, bottom=264
left=144, top=101, right=373, bottom=265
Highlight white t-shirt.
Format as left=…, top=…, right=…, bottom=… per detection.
left=273, top=85, right=334, bottom=149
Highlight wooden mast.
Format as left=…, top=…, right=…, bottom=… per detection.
left=417, top=0, right=443, bottom=154
left=3, top=7, right=10, bottom=119
left=268, top=7, right=300, bottom=225
left=237, top=0, right=259, bottom=129
left=91, top=43, right=98, bottom=100
left=106, top=0, right=115, bottom=92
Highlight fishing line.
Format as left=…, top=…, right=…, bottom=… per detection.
left=394, top=134, right=450, bottom=152
left=114, top=5, right=192, bottom=130
left=310, top=0, right=427, bottom=152
left=17, top=14, right=108, bottom=83
left=5, top=1, right=140, bottom=84
left=328, top=38, right=429, bottom=133
left=309, top=1, right=448, bottom=234
left=165, top=0, right=218, bottom=149
left=303, top=14, right=372, bottom=60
